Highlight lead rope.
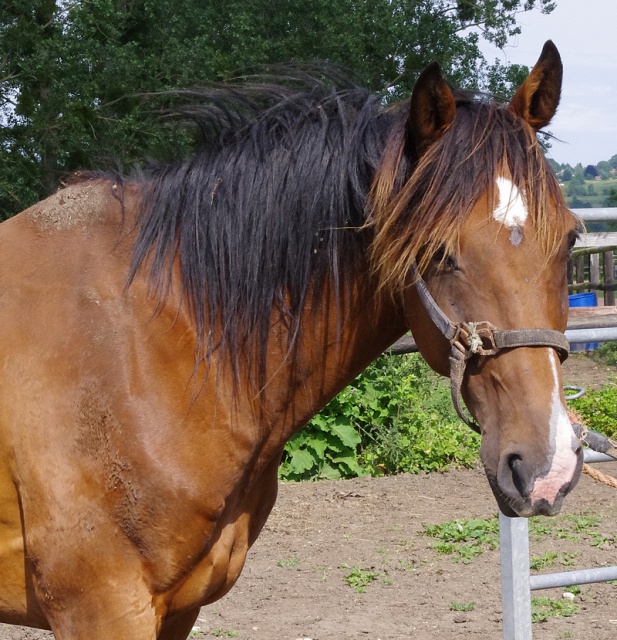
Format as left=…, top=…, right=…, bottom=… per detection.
left=568, top=405, right=617, bottom=489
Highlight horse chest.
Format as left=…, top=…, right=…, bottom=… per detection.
left=163, top=516, right=251, bottom=612
left=162, top=458, right=280, bottom=613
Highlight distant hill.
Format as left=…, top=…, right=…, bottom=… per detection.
left=560, top=177, right=617, bottom=209
left=548, top=155, right=617, bottom=209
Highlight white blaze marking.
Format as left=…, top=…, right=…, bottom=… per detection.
left=530, top=350, right=578, bottom=505
left=493, top=177, right=528, bottom=233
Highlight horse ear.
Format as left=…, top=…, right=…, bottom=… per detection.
left=509, top=40, right=563, bottom=131
left=407, top=62, right=456, bottom=156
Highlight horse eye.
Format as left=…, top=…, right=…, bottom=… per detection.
left=567, top=232, right=579, bottom=256
left=433, top=247, right=458, bottom=271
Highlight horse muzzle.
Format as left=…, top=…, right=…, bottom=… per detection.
left=483, top=435, right=584, bottom=517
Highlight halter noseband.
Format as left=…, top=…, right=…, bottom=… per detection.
left=412, top=269, right=570, bottom=434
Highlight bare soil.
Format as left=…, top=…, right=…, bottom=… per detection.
left=2, top=354, right=616, bottom=640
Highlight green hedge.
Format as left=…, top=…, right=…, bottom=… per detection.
left=281, top=347, right=617, bottom=482
left=280, top=353, right=480, bottom=481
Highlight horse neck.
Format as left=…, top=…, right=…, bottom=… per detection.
left=260, top=270, right=407, bottom=441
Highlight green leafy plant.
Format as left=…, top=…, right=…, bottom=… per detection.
left=531, top=597, right=579, bottom=623
left=279, top=400, right=365, bottom=480
left=593, top=342, right=617, bottom=366
left=449, top=601, right=476, bottom=612
left=210, top=629, right=239, bottom=638
left=275, top=557, right=300, bottom=568
left=280, top=353, right=480, bottom=481
left=529, top=551, right=559, bottom=571
left=422, top=517, right=499, bottom=563
left=570, top=381, right=617, bottom=440
left=340, top=565, right=382, bottom=593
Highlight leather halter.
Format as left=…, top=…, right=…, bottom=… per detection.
left=412, top=269, right=570, bottom=434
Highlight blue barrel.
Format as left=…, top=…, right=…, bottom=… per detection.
left=568, top=292, right=599, bottom=351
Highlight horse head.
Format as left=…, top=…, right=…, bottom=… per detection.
left=371, top=41, right=583, bottom=517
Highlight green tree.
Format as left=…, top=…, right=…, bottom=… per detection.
left=1, top=0, right=558, bottom=218
left=597, top=160, right=611, bottom=179
left=606, top=188, right=617, bottom=207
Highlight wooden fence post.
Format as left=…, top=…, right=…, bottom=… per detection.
left=604, top=250, right=615, bottom=306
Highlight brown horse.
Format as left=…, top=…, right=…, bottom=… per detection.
left=0, top=41, right=581, bottom=638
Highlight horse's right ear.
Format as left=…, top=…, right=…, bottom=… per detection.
left=407, top=62, right=456, bottom=156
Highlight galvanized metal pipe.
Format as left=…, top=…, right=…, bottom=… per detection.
left=500, top=513, right=533, bottom=639
left=573, top=207, right=617, bottom=222
left=530, top=566, right=617, bottom=591
left=566, top=327, right=617, bottom=343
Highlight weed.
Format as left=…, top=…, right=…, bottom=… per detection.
left=399, top=559, right=415, bottom=573
left=530, top=551, right=580, bottom=570
left=210, top=629, right=239, bottom=638
left=530, top=552, right=559, bottom=571
left=531, top=597, right=579, bottom=623
left=422, top=516, right=499, bottom=563
left=275, top=557, right=299, bottom=568
left=340, top=565, right=382, bottom=593
left=449, top=601, right=476, bottom=612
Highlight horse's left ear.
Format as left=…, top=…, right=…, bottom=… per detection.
left=509, top=40, right=563, bottom=131
left=407, top=61, right=456, bottom=156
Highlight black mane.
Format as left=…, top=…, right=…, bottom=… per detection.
left=127, top=77, right=396, bottom=385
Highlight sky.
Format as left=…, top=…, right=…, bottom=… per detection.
left=479, top=0, right=617, bottom=168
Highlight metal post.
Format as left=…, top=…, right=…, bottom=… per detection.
left=500, top=511, right=532, bottom=640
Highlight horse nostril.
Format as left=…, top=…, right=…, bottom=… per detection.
left=508, top=453, right=535, bottom=498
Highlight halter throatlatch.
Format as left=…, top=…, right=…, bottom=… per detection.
left=412, top=270, right=570, bottom=434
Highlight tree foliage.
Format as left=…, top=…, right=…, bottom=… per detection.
left=1, top=0, right=557, bottom=217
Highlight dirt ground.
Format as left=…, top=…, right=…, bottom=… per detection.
left=2, top=354, right=616, bottom=640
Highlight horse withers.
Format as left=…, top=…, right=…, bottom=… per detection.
left=0, top=42, right=581, bottom=638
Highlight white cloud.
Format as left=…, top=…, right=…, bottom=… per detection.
left=479, top=0, right=617, bottom=166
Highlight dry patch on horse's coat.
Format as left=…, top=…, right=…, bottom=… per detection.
left=75, top=385, right=141, bottom=536
left=27, top=182, right=107, bottom=231
left=75, top=383, right=167, bottom=560
left=75, top=384, right=130, bottom=491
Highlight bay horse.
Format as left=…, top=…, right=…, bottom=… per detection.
left=0, top=41, right=582, bottom=639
